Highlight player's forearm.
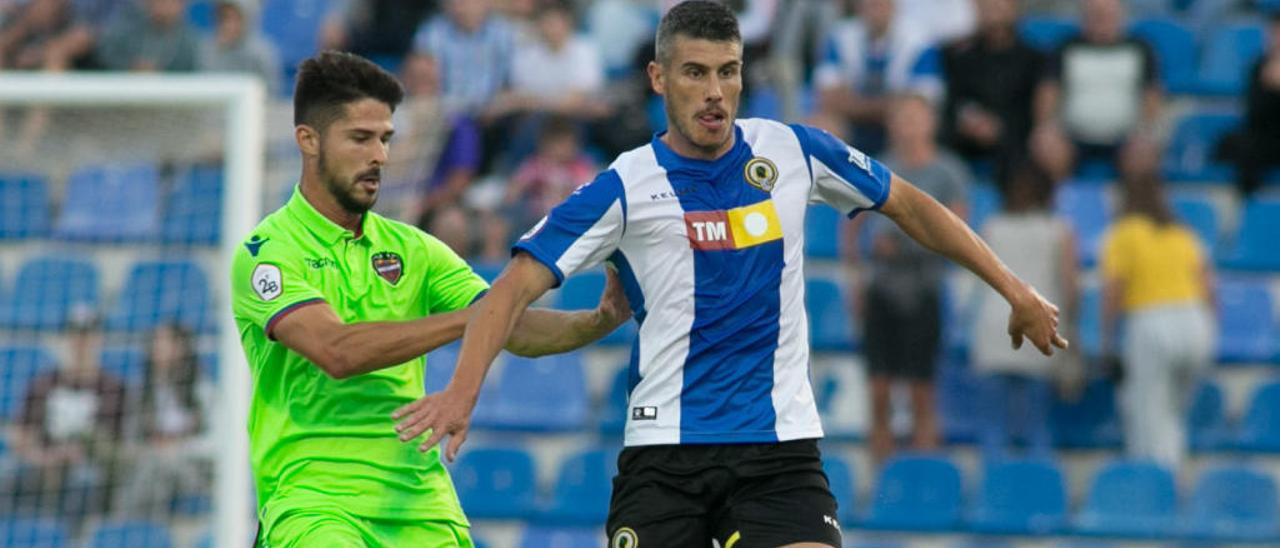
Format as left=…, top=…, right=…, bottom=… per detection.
left=505, top=308, right=613, bottom=357
left=448, top=276, right=536, bottom=396
left=327, top=311, right=469, bottom=378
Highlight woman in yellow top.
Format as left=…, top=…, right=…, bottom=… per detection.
left=1100, top=143, right=1217, bottom=470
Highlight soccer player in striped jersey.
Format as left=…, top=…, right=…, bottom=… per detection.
left=394, top=2, right=1068, bottom=546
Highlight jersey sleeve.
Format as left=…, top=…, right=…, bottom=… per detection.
left=789, top=124, right=893, bottom=218
left=230, top=237, right=325, bottom=339
left=420, top=231, right=490, bottom=314
left=512, top=169, right=626, bottom=287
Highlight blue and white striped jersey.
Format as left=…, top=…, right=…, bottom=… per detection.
left=515, top=118, right=894, bottom=446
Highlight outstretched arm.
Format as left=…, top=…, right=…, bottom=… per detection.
left=879, top=174, right=1068, bottom=355
left=272, top=303, right=470, bottom=379
left=507, top=268, right=632, bottom=357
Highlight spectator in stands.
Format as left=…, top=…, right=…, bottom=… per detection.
left=0, top=0, right=74, bottom=70
left=1101, top=136, right=1216, bottom=470
left=1, top=307, right=125, bottom=520
left=96, top=0, right=199, bottom=72
left=320, top=0, right=437, bottom=61
left=971, top=159, right=1078, bottom=462
left=1034, top=0, right=1161, bottom=175
left=851, top=94, right=969, bottom=462
left=1230, top=10, right=1280, bottom=197
left=941, top=0, right=1044, bottom=172
left=500, top=116, right=597, bottom=242
left=116, top=323, right=212, bottom=518
left=411, top=0, right=514, bottom=113
left=814, top=0, right=941, bottom=154
left=198, top=0, right=281, bottom=95
left=897, top=0, right=975, bottom=44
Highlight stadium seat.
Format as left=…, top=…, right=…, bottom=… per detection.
left=0, top=345, right=55, bottom=420
left=1129, top=17, right=1198, bottom=94
left=598, top=365, right=629, bottom=436
left=161, top=165, right=223, bottom=245
left=863, top=454, right=963, bottom=531
left=1075, top=460, right=1177, bottom=538
left=1196, top=22, right=1266, bottom=96
left=471, top=353, right=589, bottom=431
left=1053, top=182, right=1110, bottom=266
left=0, top=171, right=51, bottom=240
left=1188, top=381, right=1227, bottom=452
left=425, top=342, right=460, bottom=393
left=823, top=454, right=857, bottom=524
left=1213, top=277, right=1275, bottom=364
left=1182, top=466, right=1280, bottom=542
left=54, top=163, right=160, bottom=242
left=556, top=271, right=637, bottom=346
left=88, top=520, right=173, bottom=548
left=450, top=447, right=538, bottom=519
left=539, top=447, right=617, bottom=525
left=806, top=277, right=855, bottom=351
left=1236, top=381, right=1280, bottom=453
left=1163, top=111, right=1239, bottom=182
left=1220, top=198, right=1280, bottom=272
left=1018, top=17, right=1079, bottom=52
left=1076, top=283, right=1103, bottom=358
left=518, top=526, right=600, bottom=548
left=0, top=257, right=99, bottom=331
left=471, top=262, right=504, bottom=283
left=105, top=260, right=212, bottom=333
left=968, top=184, right=1001, bottom=233
left=969, top=459, right=1067, bottom=535
left=99, top=347, right=145, bottom=386
left=260, top=0, right=327, bottom=92
left=1170, top=192, right=1218, bottom=250
left=0, top=516, right=68, bottom=548
left=1049, top=379, right=1122, bottom=449
left=806, top=205, right=843, bottom=259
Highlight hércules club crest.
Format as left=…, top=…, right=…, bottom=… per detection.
left=371, top=251, right=403, bottom=285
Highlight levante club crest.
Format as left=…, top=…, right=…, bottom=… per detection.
left=371, top=251, right=403, bottom=285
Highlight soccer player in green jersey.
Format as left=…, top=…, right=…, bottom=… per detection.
left=230, top=51, right=631, bottom=547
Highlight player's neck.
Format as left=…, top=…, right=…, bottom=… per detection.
left=661, top=126, right=736, bottom=161
left=299, top=180, right=363, bottom=232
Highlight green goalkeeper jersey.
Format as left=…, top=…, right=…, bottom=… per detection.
left=230, top=186, right=488, bottom=525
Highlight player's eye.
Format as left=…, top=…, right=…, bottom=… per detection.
left=686, top=68, right=704, bottom=78
left=720, top=66, right=739, bottom=78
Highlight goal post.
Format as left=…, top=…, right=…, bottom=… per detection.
left=0, top=72, right=263, bottom=548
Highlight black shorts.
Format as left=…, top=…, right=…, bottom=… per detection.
left=862, top=286, right=942, bottom=381
left=606, top=439, right=842, bottom=548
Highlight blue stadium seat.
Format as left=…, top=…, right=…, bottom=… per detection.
left=450, top=447, right=537, bottom=519
left=471, top=353, right=589, bottom=431
left=1236, top=381, right=1280, bottom=453
left=1076, top=283, right=1103, bottom=358
left=1049, top=379, right=1122, bottom=449
left=0, top=516, right=68, bottom=548
left=162, top=165, right=223, bottom=245
left=425, top=342, right=460, bottom=393
left=0, top=346, right=55, bottom=420
left=824, top=454, right=857, bottom=524
left=806, top=205, right=843, bottom=259
left=1018, top=17, right=1079, bottom=52
left=89, top=520, right=173, bottom=548
left=968, top=184, right=1001, bottom=233
left=0, top=257, right=99, bottom=331
left=807, top=277, right=855, bottom=351
left=1171, top=193, right=1218, bottom=250
left=1053, top=182, right=1110, bottom=266
left=106, top=260, right=212, bottom=333
left=1213, top=277, right=1275, bottom=364
left=556, top=271, right=637, bottom=346
left=539, top=447, right=617, bottom=525
left=969, top=459, right=1067, bottom=535
left=1220, top=198, right=1280, bottom=272
left=54, top=164, right=160, bottom=242
left=0, top=172, right=51, bottom=240
left=1129, top=17, right=1198, bottom=94
left=471, top=262, right=504, bottom=283
left=1197, top=23, right=1266, bottom=96
left=1163, top=112, right=1240, bottom=182
left=863, top=455, right=963, bottom=531
left=99, top=347, right=145, bottom=386
left=518, top=526, right=600, bottom=548
left=1188, top=381, right=1227, bottom=452
left=1075, top=460, right=1177, bottom=538
left=598, top=366, right=629, bottom=436
left=1182, top=466, right=1280, bottom=542
left=260, top=0, right=327, bottom=92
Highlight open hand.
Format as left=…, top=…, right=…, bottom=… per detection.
left=1007, top=284, right=1070, bottom=356
left=392, top=386, right=478, bottom=463
left=595, top=266, right=633, bottom=330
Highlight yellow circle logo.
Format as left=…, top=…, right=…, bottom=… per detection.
left=743, top=157, right=778, bottom=192
left=611, top=527, right=638, bottom=548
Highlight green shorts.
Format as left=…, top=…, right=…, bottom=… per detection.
left=260, top=506, right=473, bottom=548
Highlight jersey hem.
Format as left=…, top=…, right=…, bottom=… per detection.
left=511, top=242, right=566, bottom=288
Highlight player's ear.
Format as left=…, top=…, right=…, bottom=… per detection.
left=647, top=60, right=665, bottom=96
left=296, top=124, right=320, bottom=157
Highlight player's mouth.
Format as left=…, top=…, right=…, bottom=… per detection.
left=696, top=109, right=727, bottom=132
left=355, top=170, right=381, bottom=191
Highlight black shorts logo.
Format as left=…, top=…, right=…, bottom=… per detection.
left=611, top=527, right=638, bottom=548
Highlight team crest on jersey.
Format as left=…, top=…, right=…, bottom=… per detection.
left=611, top=527, right=638, bottom=548
left=743, top=156, right=778, bottom=192
left=371, top=251, right=403, bottom=285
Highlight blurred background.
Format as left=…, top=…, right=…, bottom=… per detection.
left=0, top=0, right=1279, bottom=546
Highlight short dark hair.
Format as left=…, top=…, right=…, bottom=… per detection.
left=654, top=1, right=740, bottom=65
left=293, top=51, right=405, bottom=130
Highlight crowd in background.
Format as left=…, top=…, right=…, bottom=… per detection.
left=0, top=0, right=1277, bottom=532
